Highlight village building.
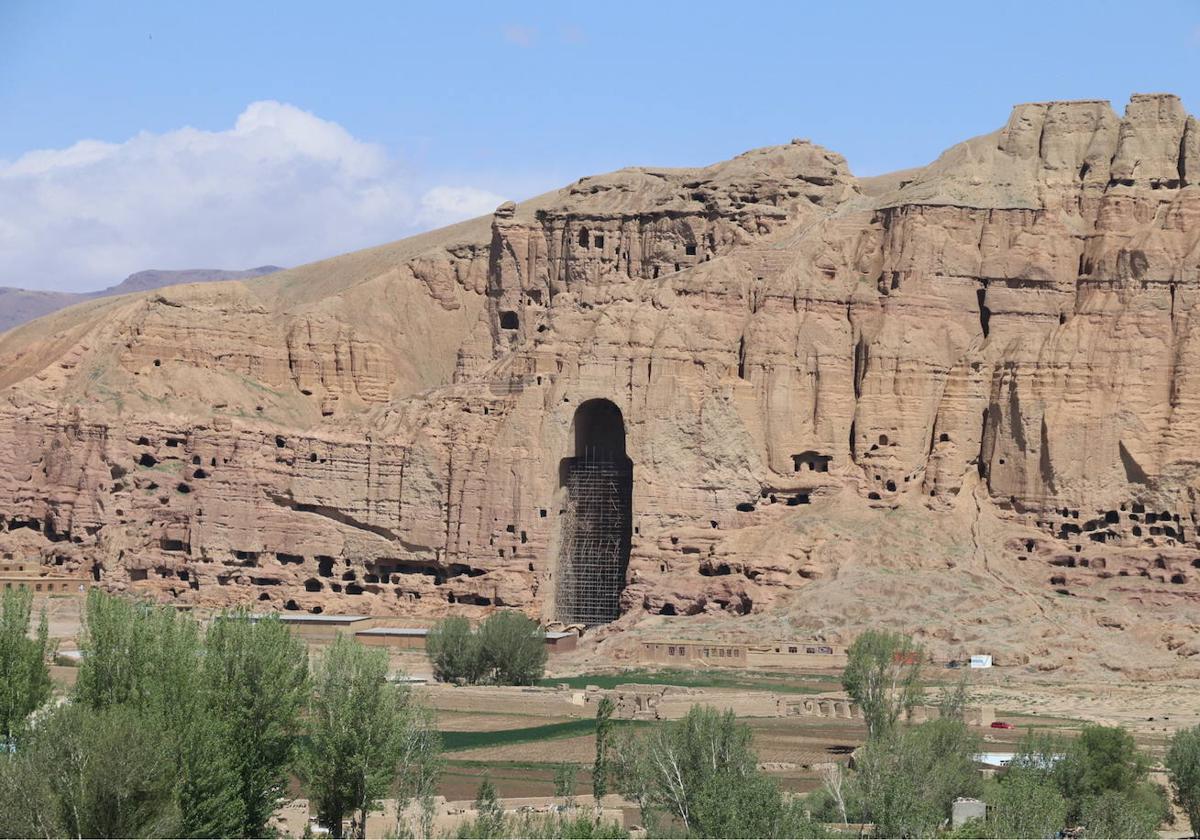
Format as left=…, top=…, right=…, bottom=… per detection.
left=641, top=638, right=848, bottom=669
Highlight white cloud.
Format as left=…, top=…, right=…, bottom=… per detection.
left=420, top=186, right=508, bottom=222
left=0, top=101, right=507, bottom=291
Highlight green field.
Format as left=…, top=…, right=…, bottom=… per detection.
left=439, top=719, right=597, bottom=752
left=536, top=668, right=838, bottom=695
left=439, top=718, right=651, bottom=752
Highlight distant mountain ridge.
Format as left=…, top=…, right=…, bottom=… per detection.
left=0, top=266, right=283, bottom=334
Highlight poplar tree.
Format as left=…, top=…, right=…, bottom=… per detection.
left=202, top=610, right=309, bottom=838
left=301, top=634, right=440, bottom=838
left=0, top=587, right=52, bottom=742
left=841, top=629, right=924, bottom=740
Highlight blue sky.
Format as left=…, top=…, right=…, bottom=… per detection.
left=2, top=0, right=1198, bottom=291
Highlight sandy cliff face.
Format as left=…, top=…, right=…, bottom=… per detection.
left=3, top=94, right=1200, bottom=676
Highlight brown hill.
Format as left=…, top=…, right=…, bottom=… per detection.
left=2, top=94, right=1200, bottom=680
left=0, top=266, right=282, bottom=334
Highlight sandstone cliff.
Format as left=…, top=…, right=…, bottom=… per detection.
left=3, top=94, right=1200, bottom=677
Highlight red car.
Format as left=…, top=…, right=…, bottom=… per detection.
left=991, top=721, right=1014, bottom=729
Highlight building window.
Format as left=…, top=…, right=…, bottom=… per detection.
left=789, top=646, right=798, bottom=654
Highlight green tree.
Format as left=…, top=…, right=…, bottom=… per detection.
left=691, top=771, right=824, bottom=838
left=1007, top=729, right=1066, bottom=779
left=593, top=696, right=615, bottom=801
left=610, top=726, right=656, bottom=830
left=1166, top=725, right=1200, bottom=837
left=426, top=612, right=549, bottom=686
left=74, top=591, right=245, bottom=838
left=841, top=629, right=924, bottom=740
left=0, top=587, right=52, bottom=742
left=75, top=589, right=204, bottom=724
left=608, top=704, right=815, bottom=837
left=553, top=763, right=578, bottom=806
left=991, top=726, right=1166, bottom=837
left=1078, top=789, right=1164, bottom=838
left=1053, top=725, right=1149, bottom=823
left=456, top=809, right=628, bottom=839
left=0, top=734, right=60, bottom=838
left=301, top=635, right=440, bottom=839
left=426, top=616, right=483, bottom=684
left=852, top=717, right=981, bottom=837
left=393, top=702, right=442, bottom=839
left=176, top=708, right=246, bottom=839
left=813, top=762, right=855, bottom=824
left=478, top=610, right=547, bottom=685
left=202, top=610, right=309, bottom=838
left=937, top=672, right=972, bottom=720
left=461, top=777, right=505, bottom=839
left=19, top=703, right=179, bottom=838
left=987, top=768, right=1068, bottom=838
left=515, top=811, right=628, bottom=838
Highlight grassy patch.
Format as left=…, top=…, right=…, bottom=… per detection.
left=439, top=719, right=597, bottom=752
left=445, top=759, right=591, bottom=771
left=439, top=719, right=650, bottom=752
left=537, top=669, right=837, bottom=695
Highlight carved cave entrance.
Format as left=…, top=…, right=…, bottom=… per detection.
left=556, top=399, right=632, bottom=625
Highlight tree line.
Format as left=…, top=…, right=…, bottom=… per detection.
left=818, top=630, right=1181, bottom=838
left=0, top=588, right=440, bottom=839
left=424, top=613, right=547, bottom=686
left=8, top=587, right=1200, bottom=839
left=590, top=630, right=1200, bottom=838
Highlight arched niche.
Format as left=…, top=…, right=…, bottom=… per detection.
left=555, top=399, right=632, bottom=625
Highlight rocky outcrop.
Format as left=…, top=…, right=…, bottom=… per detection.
left=3, top=95, right=1200, bottom=676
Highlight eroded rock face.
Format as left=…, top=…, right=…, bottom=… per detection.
left=3, top=95, right=1200, bottom=675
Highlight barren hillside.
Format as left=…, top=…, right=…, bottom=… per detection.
left=0, top=266, right=282, bottom=334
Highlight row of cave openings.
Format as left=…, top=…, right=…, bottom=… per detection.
left=576, top=225, right=704, bottom=261
left=118, top=545, right=504, bottom=613
left=574, top=224, right=709, bottom=282
left=495, top=227, right=712, bottom=334
left=102, top=407, right=826, bottom=625
left=1042, top=501, right=1196, bottom=553
left=1014, top=499, right=1200, bottom=598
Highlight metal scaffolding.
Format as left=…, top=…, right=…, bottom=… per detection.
left=556, top=446, right=631, bottom=625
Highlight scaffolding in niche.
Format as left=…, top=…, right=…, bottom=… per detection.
left=556, top=446, right=631, bottom=625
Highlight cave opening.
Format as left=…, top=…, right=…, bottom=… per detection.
left=792, top=451, right=832, bottom=473
left=555, top=398, right=632, bottom=625
left=976, top=287, right=992, bottom=338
